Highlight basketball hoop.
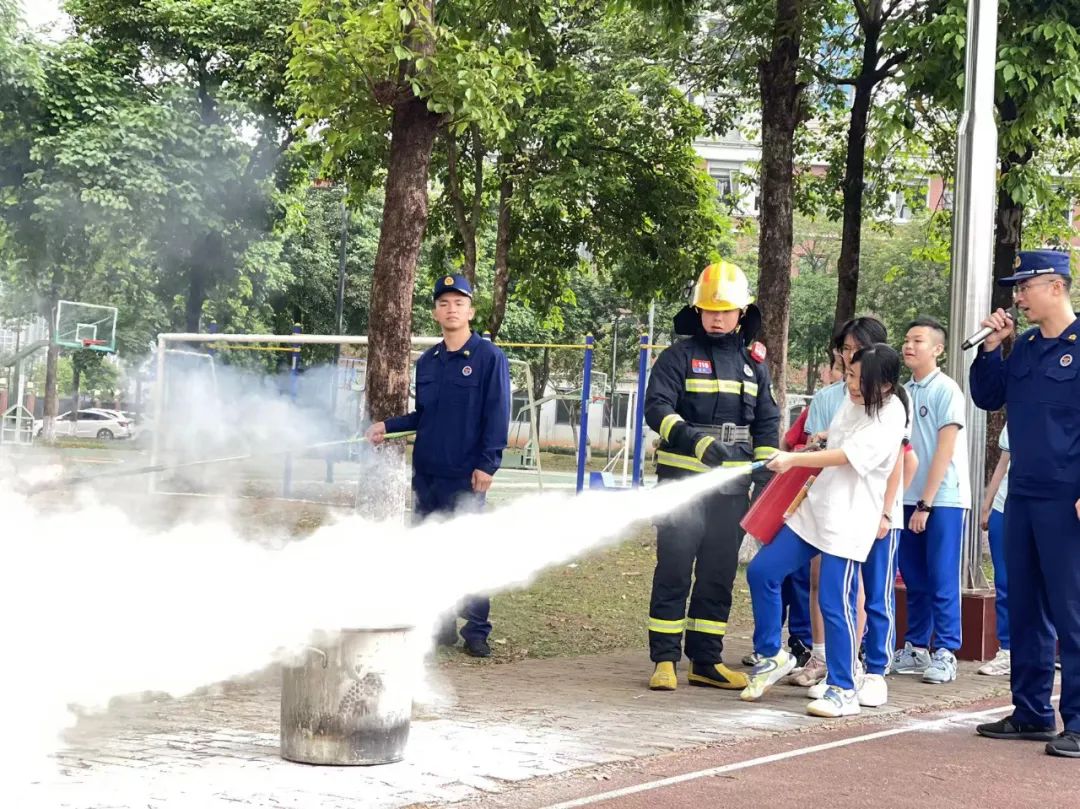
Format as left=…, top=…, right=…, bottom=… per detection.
left=81, top=338, right=106, bottom=349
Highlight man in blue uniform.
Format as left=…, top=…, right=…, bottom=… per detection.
left=366, top=273, right=512, bottom=658
left=970, top=249, right=1080, bottom=758
left=644, top=261, right=780, bottom=691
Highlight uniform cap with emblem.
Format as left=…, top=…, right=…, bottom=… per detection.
left=433, top=273, right=474, bottom=301
left=998, top=249, right=1071, bottom=286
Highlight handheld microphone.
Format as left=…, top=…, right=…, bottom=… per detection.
left=961, top=306, right=1017, bottom=351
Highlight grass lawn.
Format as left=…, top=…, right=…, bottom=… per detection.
left=439, top=524, right=755, bottom=665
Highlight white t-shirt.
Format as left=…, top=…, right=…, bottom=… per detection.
left=786, top=393, right=908, bottom=563
left=991, top=425, right=1010, bottom=514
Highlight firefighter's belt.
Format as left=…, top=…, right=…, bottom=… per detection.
left=692, top=423, right=751, bottom=444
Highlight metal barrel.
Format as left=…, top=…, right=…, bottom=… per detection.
left=281, top=626, right=414, bottom=766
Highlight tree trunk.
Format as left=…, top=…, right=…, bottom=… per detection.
left=488, top=171, right=514, bottom=338
left=531, top=347, right=550, bottom=401
left=367, top=96, right=442, bottom=425
left=41, top=300, right=59, bottom=442
left=756, top=0, right=805, bottom=413
left=362, top=83, right=442, bottom=516
left=185, top=263, right=207, bottom=333
left=444, top=130, right=478, bottom=283
left=42, top=343, right=59, bottom=442
left=71, top=366, right=81, bottom=423
left=832, top=31, right=879, bottom=331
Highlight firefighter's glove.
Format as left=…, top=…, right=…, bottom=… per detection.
left=750, top=465, right=775, bottom=504
left=695, top=436, right=749, bottom=468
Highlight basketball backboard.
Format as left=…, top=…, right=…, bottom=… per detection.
left=55, top=300, right=118, bottom=352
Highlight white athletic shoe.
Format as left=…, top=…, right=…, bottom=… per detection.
left=978, top=648, right=1011, bottom=677
left=857, top=673, right=888, bottom=707
left=807, top=686, right=861, bottom=718
left=808, top=661, right=863, bottom=700
left=740, top=649, right=796, bottom=702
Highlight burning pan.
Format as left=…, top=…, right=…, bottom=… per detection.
left=281, top=626, right=414, bottom=765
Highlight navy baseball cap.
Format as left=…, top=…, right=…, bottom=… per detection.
left=433, top=273, right=473, bottom=301
left=999, top=249, right=1072, bottom=286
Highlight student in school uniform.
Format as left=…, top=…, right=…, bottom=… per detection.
left=893, top=317, right=971, bottom=685
left=978, top=425, right=1012, bottom=676
left=740, top=343, right=910, bottom=717
left=790, top=317, right=888, bottom=690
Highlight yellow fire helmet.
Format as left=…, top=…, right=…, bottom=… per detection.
left=691, top=261, right=754, bottom=312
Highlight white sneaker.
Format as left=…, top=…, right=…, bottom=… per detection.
left=978, top=649, right=1011, bottom=677
left=740, top=649, right=796, bottom=702
left=807, top=686, right=861, bottom=718
left=858, top=673, right=888, bottom=707
left=808, top=661, right=864, bottom=700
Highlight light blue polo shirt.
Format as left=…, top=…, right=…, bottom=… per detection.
left=903, top=368, right=971, bottom=508
left=805, top=381, right=849, bottom=436
left=992, top=425, right=1010, bottom=514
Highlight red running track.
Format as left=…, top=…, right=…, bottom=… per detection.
left=464, top=695, right=1074, bottom=809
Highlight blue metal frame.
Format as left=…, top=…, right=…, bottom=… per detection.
left=575, top=335, right=595, bottom=493
left=631, top=334, right=649, bottom=487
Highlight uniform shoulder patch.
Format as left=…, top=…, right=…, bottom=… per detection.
left=750, top=341, right=767, bottom=363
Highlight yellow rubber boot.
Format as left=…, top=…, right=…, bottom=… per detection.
left=688, top=661, right=749, bottom=690
left=649, top=661, right=678, bottom=691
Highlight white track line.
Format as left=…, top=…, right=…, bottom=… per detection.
left=539, top=696, right=1061, bottom=809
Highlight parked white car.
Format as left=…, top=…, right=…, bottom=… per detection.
left=35, top=409, right=133, bottom=440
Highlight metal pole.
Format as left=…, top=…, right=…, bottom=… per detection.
left=576, top=335, right=594, bottom=493
left=946, top=0, right=999, bottom=592
left=606, top=315, right=620, bottom=461
left=622, top=387, right=634, bottom=486
left=631, top=334, right=649, bottom=487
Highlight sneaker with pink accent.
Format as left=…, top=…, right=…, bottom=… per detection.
left=789, top=655, right=827, bottom=687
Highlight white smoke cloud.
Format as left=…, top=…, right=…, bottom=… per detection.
left=0, top=462, right=752, bottom=797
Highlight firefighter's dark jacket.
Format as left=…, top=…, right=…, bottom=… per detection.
left=645, top=320, right=779, bottom=481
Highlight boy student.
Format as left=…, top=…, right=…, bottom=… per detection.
left=894, top=316, right=971, bottom=684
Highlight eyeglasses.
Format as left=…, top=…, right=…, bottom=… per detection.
left=1012, top=279, right=1059, bottom=297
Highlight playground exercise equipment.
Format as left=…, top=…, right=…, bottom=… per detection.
left=155, top=331, right=602, bottom=495
left=485, top=334, right=597, bottom=493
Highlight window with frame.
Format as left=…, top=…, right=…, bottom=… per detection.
left=602, top=392, right=632, bottom=428
left=707, top=163, right=736, bottom=202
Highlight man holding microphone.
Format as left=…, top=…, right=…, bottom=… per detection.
left=969, top=249, right=1080, bottom=759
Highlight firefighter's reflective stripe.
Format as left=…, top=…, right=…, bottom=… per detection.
left=686, top=618, right=727, bottom=635
left=754, top=445, right=778, bottom=461
left=743, top=381, right=759, bottom=397
left=656, top=450, right=750, bottom=473
left=694, top=435, right=715, bottom=462
left=648, top=616, right=686, bottom=634
left=659, top=413, right=684, bottom=442
left=685, top=379, right=743, bottom=395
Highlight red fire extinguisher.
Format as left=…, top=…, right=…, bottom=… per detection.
left=741, top=467, right=817, bottom=544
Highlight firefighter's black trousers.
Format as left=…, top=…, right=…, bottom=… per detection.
left=648, top=470, right=748, bottom=664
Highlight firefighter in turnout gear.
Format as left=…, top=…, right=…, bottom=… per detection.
left=646, top=261, right=780, bottom=691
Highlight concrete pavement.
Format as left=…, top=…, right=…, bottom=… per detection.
left=35, top=637, right=1016, bottom=809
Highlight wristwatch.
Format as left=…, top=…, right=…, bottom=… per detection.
left=915, top=500, right=933, bottom=513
